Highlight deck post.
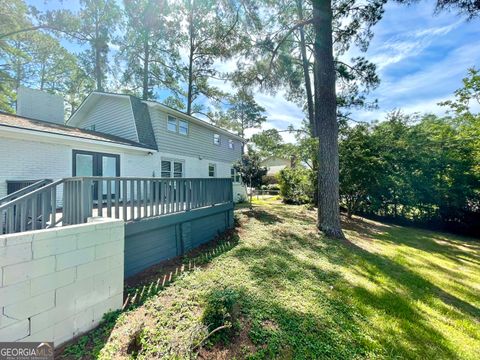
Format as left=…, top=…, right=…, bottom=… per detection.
left=80, top=178, right=93, bottom=223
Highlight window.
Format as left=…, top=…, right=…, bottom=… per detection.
left=161, top=160, right=171, bottom=177
left=209, top=164, right=216, bottom=177
left=161, top=159, right=184, bottom=177
left=213, top=133, right=221, bottom=145
left=178, top=120, right=189, bottom=135
left=173, top=162, right=183, bottom=177
left=167, top=116, right=177, bottom=132
left=168, top=116, right=189, bottom=135
left=231, top=168, right=241, bottom=183
left=228, top=139, right=234, bottom=149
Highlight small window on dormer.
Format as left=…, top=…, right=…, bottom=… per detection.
left=214, top=133, right=220, bottom=145
left=228, top=139, right=234, bottom=149
left=167, top=116, right=177, bottom=132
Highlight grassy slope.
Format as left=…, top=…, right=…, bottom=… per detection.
left=62, top=198, right=480, bottom=359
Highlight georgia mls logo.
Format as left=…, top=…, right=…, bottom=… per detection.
left=0, top=342, right=54, bottom=360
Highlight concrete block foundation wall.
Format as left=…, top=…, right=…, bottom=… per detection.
left=0, top=218, right=124, bottom=347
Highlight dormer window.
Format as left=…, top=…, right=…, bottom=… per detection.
left=213, top=133, right=221, bottom=145
left=168, top=116, right=189, bottom=135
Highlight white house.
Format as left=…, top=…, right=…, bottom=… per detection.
left=261, top=156, right=294, bottom=176
left=0, top=88, right=246, bottom=201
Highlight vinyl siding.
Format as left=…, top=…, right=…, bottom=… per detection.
left=70, top=97, right=138, bottom=143
left=149, top=106, right=242, bottom=163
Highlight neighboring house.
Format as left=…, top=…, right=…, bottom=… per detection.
left=261, top=156, right=294, bottom=176
left=0, top=89, right=246, bottom=201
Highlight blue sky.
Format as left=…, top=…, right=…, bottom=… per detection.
left=227, top=1, right=480, bottom=141
left=26, top=0, right=479, bottom=142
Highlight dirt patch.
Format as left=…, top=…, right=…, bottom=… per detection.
left=197, top=318, right=256, bottom=360
left=262, top=319, right=279, bottom=332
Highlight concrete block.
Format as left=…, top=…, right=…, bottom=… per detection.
left=0, top=281, right=30, bottom=307
left=110, top=225, right=125, bottom=243
left=29, top=301, right=75, bottom=334
left=93, top=294, right=122, bottom=322
left=56, top=247, right=95, bottom=271
left=30, top=268, right=75, bottom=297
left=4, top=232, right=33, bottom=246
left=108, top=253, right=124, bottom=269
left=32, top=235, right=77, bottom=259
left=23, top=325, right=54, bottom=342
left=3, top=256, right=55, bottom=286
left=56, top=277, right=94, bottom=312
left=53, top=307, right=94, bottom=344
left=0, top=242, right=32, bottom=267
left=0, top=237, right=5, bottom=247
left=0, top=319, right=29, bottom=341
left=76, top=228, right=108, bottom=249
left=105, top=267, right=124, bottom=297
left=76, top=258, right=109, bottom=280
left=0, top=314, right=19, bottom=329
left=95, top=241, right=122, bottom=260
left=4, top=291, right=55, bottom=320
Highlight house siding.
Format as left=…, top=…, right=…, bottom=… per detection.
left=70, top=97, right=138, bottom=143
left=149, top=106, right=242, bottom=163
left=0, top=133, right=153, bottom=200
left=0, top=133, right=246, bottom=202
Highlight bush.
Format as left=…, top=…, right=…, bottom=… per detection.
left=201, top=287, right=240, bottom=343
left=261, top=174, right=278, bottom=186
left=261, top=183, right=280, bottom=191
left=278, top=168, right=314, bottom=204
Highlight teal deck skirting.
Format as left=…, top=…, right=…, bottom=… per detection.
left=124, top=203, right=234, bottom=277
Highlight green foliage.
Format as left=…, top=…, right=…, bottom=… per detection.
left=339, top=108, right=480, bottom=235
left=61, top=201, right=480, bottom=359
left=234, top=152, right=267, bottom=189
left=117, top=0, right=180, bottom=100
left=210, top=87, right=267, bottom=138
left=261, top=174, right=279, bottom=186
left=202, top=287, right=240, bottom=343
left=278, top=167, right=314, bottom=204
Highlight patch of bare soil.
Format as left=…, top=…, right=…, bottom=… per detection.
left=197, top=318, right=257, bottom=360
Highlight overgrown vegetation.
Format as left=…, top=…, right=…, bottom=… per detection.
left=278, top=167, right=313, bottom=204
left=59, top=199, right=479, bottom=359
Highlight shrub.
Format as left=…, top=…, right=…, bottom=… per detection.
left=261, top=174, right=278, bottom=186
left=278, top=168, right=314, bottom=204
left=201, top=287, right=240, bottom=343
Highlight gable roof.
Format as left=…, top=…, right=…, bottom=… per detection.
left=68, top=91, right=245, bottom=143
left=0, top=112, right=157, bottom=150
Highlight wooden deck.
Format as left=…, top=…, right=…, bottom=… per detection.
left=1, top=177, right=233, bottom=234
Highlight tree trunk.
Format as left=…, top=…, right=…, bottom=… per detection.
left=94, top=16, right=103, bottom=91
left=296, top=0, right=315, bottom=137
left=312, top=0, right=344, bottom=239
left=186, top=0, right=195, bottom=115
left=142, top=37, right=150, bottom=100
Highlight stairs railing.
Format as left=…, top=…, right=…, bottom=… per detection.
left=0, top=179, right=52, bottom=205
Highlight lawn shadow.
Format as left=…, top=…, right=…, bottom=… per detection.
left=230, top=224, right=463, bottom=359
left=242, top=208, right=284, bottom=225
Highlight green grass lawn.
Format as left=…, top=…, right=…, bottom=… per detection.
left=61, top=199, right=480, bottom=359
